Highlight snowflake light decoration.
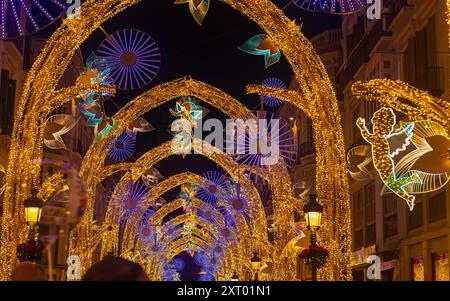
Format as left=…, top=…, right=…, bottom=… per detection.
left=196, top=171, right=228, bottom=205
left=261, top=78, right=287, bottom=107
left=220, top=181, right=258, bottom=224
left=0, top=0, right=69, bottom=40
left=197, top=202, right=219, bottom=224
left=107, top=132, right=136, bottom=161
left=97, top=29, right=161, bottom=90
left=107, top=180, right=149, bottom=228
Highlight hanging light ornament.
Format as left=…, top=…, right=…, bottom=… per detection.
left=291, top=0, right=367, bottom=14
left=0, top=0, right=69, bottom=40
left=238, top=34, right=282, bottom=68
left=226, top=111, right=297, bottom=183
left=43, top=115, right=80, bottom=150
left=174, top=0, right=210, bottom=25
left=261, top=78, right=287, bottom=107
left=107, top=132, right=136, bottom=162
left=107, top=180, right=149, bottom=228
left=196, top=171, right=229, bottom=205
left=97, top=29, right=161, bottom=90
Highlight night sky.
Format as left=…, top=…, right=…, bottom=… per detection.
left=40, top=0, right=340, bottom=280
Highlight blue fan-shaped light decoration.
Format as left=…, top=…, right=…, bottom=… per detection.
left=197, top=202, right=219, bottom=224
left=222, top=182, right=257, bottom=224
left=1, top=0, right=69, bottom=40
left=292, top=0, right=366, bottom=14
left=261, top=78, right=287, bottom=107
left=108, top=132, right=136, bottom=161
left=107, top=180, right=149, bottom=228
left=97, top=29, right=161, bottom=90
left=194, top=251, right=207, bottom=267
left=196, top=171, right=228, bottom=205
left=226, top=111, right=297, bottom=182
left=171, top=258, right=186, bottom=272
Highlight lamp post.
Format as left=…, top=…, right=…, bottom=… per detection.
left=303, top=194, right=323, bottom=281
left=250, top=252, right=261, bottom=281
left=24, top=195, right=44, bottom=241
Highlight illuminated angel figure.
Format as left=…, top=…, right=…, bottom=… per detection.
left=107, top=132, right=136, bottom=161
left=238, top=34, right=282, bottom=68
left=170, top=97, right=208, bottom=158
left=174, top=0, right=210, bottom=25
left=107, top=180, right=149, bottom=228
left=43, top=115, right=80, bottom=150
left=357, top=107, right=422, bottom=210
left=197, top=171, right=229, bottom=205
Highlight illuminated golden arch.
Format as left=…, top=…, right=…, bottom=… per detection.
left=0, top=0, right=351, bottom=280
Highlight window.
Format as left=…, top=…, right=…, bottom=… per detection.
left=411, top=256, right=424, bottom=281
left=384, top=214, right=398, bottom=238
left=383, top=194, right=398, bottom=214
left=408, top=202, right=423, bottom=230
left=353, top=190, right=363, bottom=228
left=432, top=253, right=449, bottom=281
left=365, top=223, right=376, bottom=245
left=365, top=182, right=376, bottom=223
left=354, top=229, right=364, bottom=250
left=429, top=192, right=446, bottom=223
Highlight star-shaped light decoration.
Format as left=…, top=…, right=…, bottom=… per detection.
left=238, top=34, right=282, bottom=68
left=43, top=115, right=80, bottom=150
left=174, top=0, right=210, bottom=26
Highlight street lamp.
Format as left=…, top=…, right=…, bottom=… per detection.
left=303, top=194, right=323, bottom=281
left=24, top=195, right=44, bottom=241
left=250, top=252, right=261, bottom=281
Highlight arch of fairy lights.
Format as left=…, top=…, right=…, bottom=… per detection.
left=120, top=172, right=270, bottom=280
left=74, top=78, right=299, bottom=279
left=0, top=0, right=351, bottom=280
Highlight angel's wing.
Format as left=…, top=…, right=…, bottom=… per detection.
left=387, top=123, right=415, bottom=158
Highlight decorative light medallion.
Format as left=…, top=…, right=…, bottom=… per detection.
left=107, top=132, right=136, bottom=161
left=219, top=181, right=257, bottom=224
left=97, top=29, right=161, bottom=90
left=226, top=111, right=297, bottom=182
left=0, top=0, right=69, bottom=39
left=43, top=115, right=80, bottom=150
left=197, top=171, right=229, bottom=205
left=174, top=0, right=210, bottom=25
left=292, top=0, right=367, bottom=14
left=238, top=34, right=282, bottom=68
left=171, top=257, right=186, bottom=272
left=261, top=78, right=287, bottom=107
left=107, top=180, right=149, bottom=228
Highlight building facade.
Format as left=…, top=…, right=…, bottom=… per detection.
left=283, top=0, right=449, bottom=281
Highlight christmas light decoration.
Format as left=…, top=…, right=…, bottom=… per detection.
left=0, top=0, right=351, bottom=281
left=0, top=0, right=68, bottom=39
left=261, top=78, right=286, bottom=107
left=107, top=132, right=136, bottom=161
left=196, top=171, right=229, bottom=205
left=292, top=0, right=366, bottom=14
left=174, top=0, right=210, bottom=25
left=97, top=29, right=161, bottom=90
left=43, top=115, right=80, bottom=150
left=238, top=34, right=282, bottom=68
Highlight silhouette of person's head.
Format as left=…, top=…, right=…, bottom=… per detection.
left=82, top=255, right=148, bottom=281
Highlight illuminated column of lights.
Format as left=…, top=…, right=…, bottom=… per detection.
left=448, top=0, right=450, bottom=48
left=1, top=0, right=350, bottom=280
left=352, top=79, right=449, bottom=133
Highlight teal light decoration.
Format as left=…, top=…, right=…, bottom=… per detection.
left=238, top=34, right=282, bottom=68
